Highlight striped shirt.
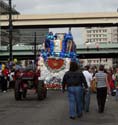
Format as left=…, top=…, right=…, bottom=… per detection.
left=95, top=71, right=107, bottom=88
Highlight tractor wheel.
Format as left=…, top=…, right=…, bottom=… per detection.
left=14, top=79, right=22, bottom=100
left=43, top=87, right=47, bottom=98
left=37, top=80, right=47, bottom=100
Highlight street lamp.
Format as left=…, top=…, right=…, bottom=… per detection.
left=9, top=0, right=13, bottom=61
left=34, top=32, right=37, bottom=63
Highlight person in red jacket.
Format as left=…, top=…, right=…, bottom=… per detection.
left=1, top=66, right=9, bottom=92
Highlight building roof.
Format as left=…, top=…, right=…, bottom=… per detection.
left=0, top=1, right=48, bottom=46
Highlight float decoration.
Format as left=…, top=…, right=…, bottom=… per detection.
left=38, top=31, right=78, bottom=89
left=45, top=57, right=66, bottom=73
left=42, top=32, right=77, bottom=61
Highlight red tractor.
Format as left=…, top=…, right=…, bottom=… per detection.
left=14, top=68, right=47, bottom=100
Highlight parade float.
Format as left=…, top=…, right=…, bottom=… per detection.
left=37, top=31, right=78, bottom=89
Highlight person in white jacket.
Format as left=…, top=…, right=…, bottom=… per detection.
left=83, top=65, right=92, bottom=112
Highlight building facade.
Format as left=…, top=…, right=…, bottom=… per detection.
left=81, top=27, right=118, bottom=68
left=83, top=27, right=118, bottom=44
left=0, top=0, right=19, bottom=15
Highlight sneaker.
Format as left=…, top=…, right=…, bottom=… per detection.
left=98, top=109, right=104, bottom=113
left=85, top=110, right=89, bottom=112
left=70, top=116, right=75, bottom=120
left=78, top=113, right=83, bottom=118
left=3, top=90, right=7, bottom=93
left=106, top=99, right=108, bottom=102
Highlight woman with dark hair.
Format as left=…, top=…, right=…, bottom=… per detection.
left=62, top=61, right=88, bottom=119
left=95, top=64, right=110, bottom=113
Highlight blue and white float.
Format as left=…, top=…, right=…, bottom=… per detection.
left=37, top=31, right=78, bottom=89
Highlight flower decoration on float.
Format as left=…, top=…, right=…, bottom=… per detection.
left=39, top=31, right=78, bottom=72
left=45, top=57, right=66, bottom=73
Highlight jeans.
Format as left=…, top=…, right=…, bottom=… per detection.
left=116, top=88, right=118, bottom=101
left=67, top=86, right=83, bottom=117
left=84, top=88, right=91, bottom=112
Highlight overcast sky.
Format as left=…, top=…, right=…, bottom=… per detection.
left=8, top=0, right=118, bottom=44
left=11, top=0, right=118, bottom=14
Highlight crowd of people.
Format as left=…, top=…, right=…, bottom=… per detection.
left=1, top=59, right=118, bottom=120
left=0, top=60, right=35, bottom=92
left=0, top=61, right=21, bottom=92
left=62, top=61, right=118, bottom=119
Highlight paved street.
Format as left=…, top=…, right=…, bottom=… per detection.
left=0, top=89, right=118, bottom=125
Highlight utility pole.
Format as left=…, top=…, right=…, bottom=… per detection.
left=0, top=10, right=1, bottom=47
left=9, top=0, right=13, bottom=61
left=69, top=27, right=71, bottom=33
left=117, top=8, right=118, bottom=43
left=34, top=32, right=37, bottom=63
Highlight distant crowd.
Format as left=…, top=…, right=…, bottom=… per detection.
left=0, top=60, right=35, bottom=92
